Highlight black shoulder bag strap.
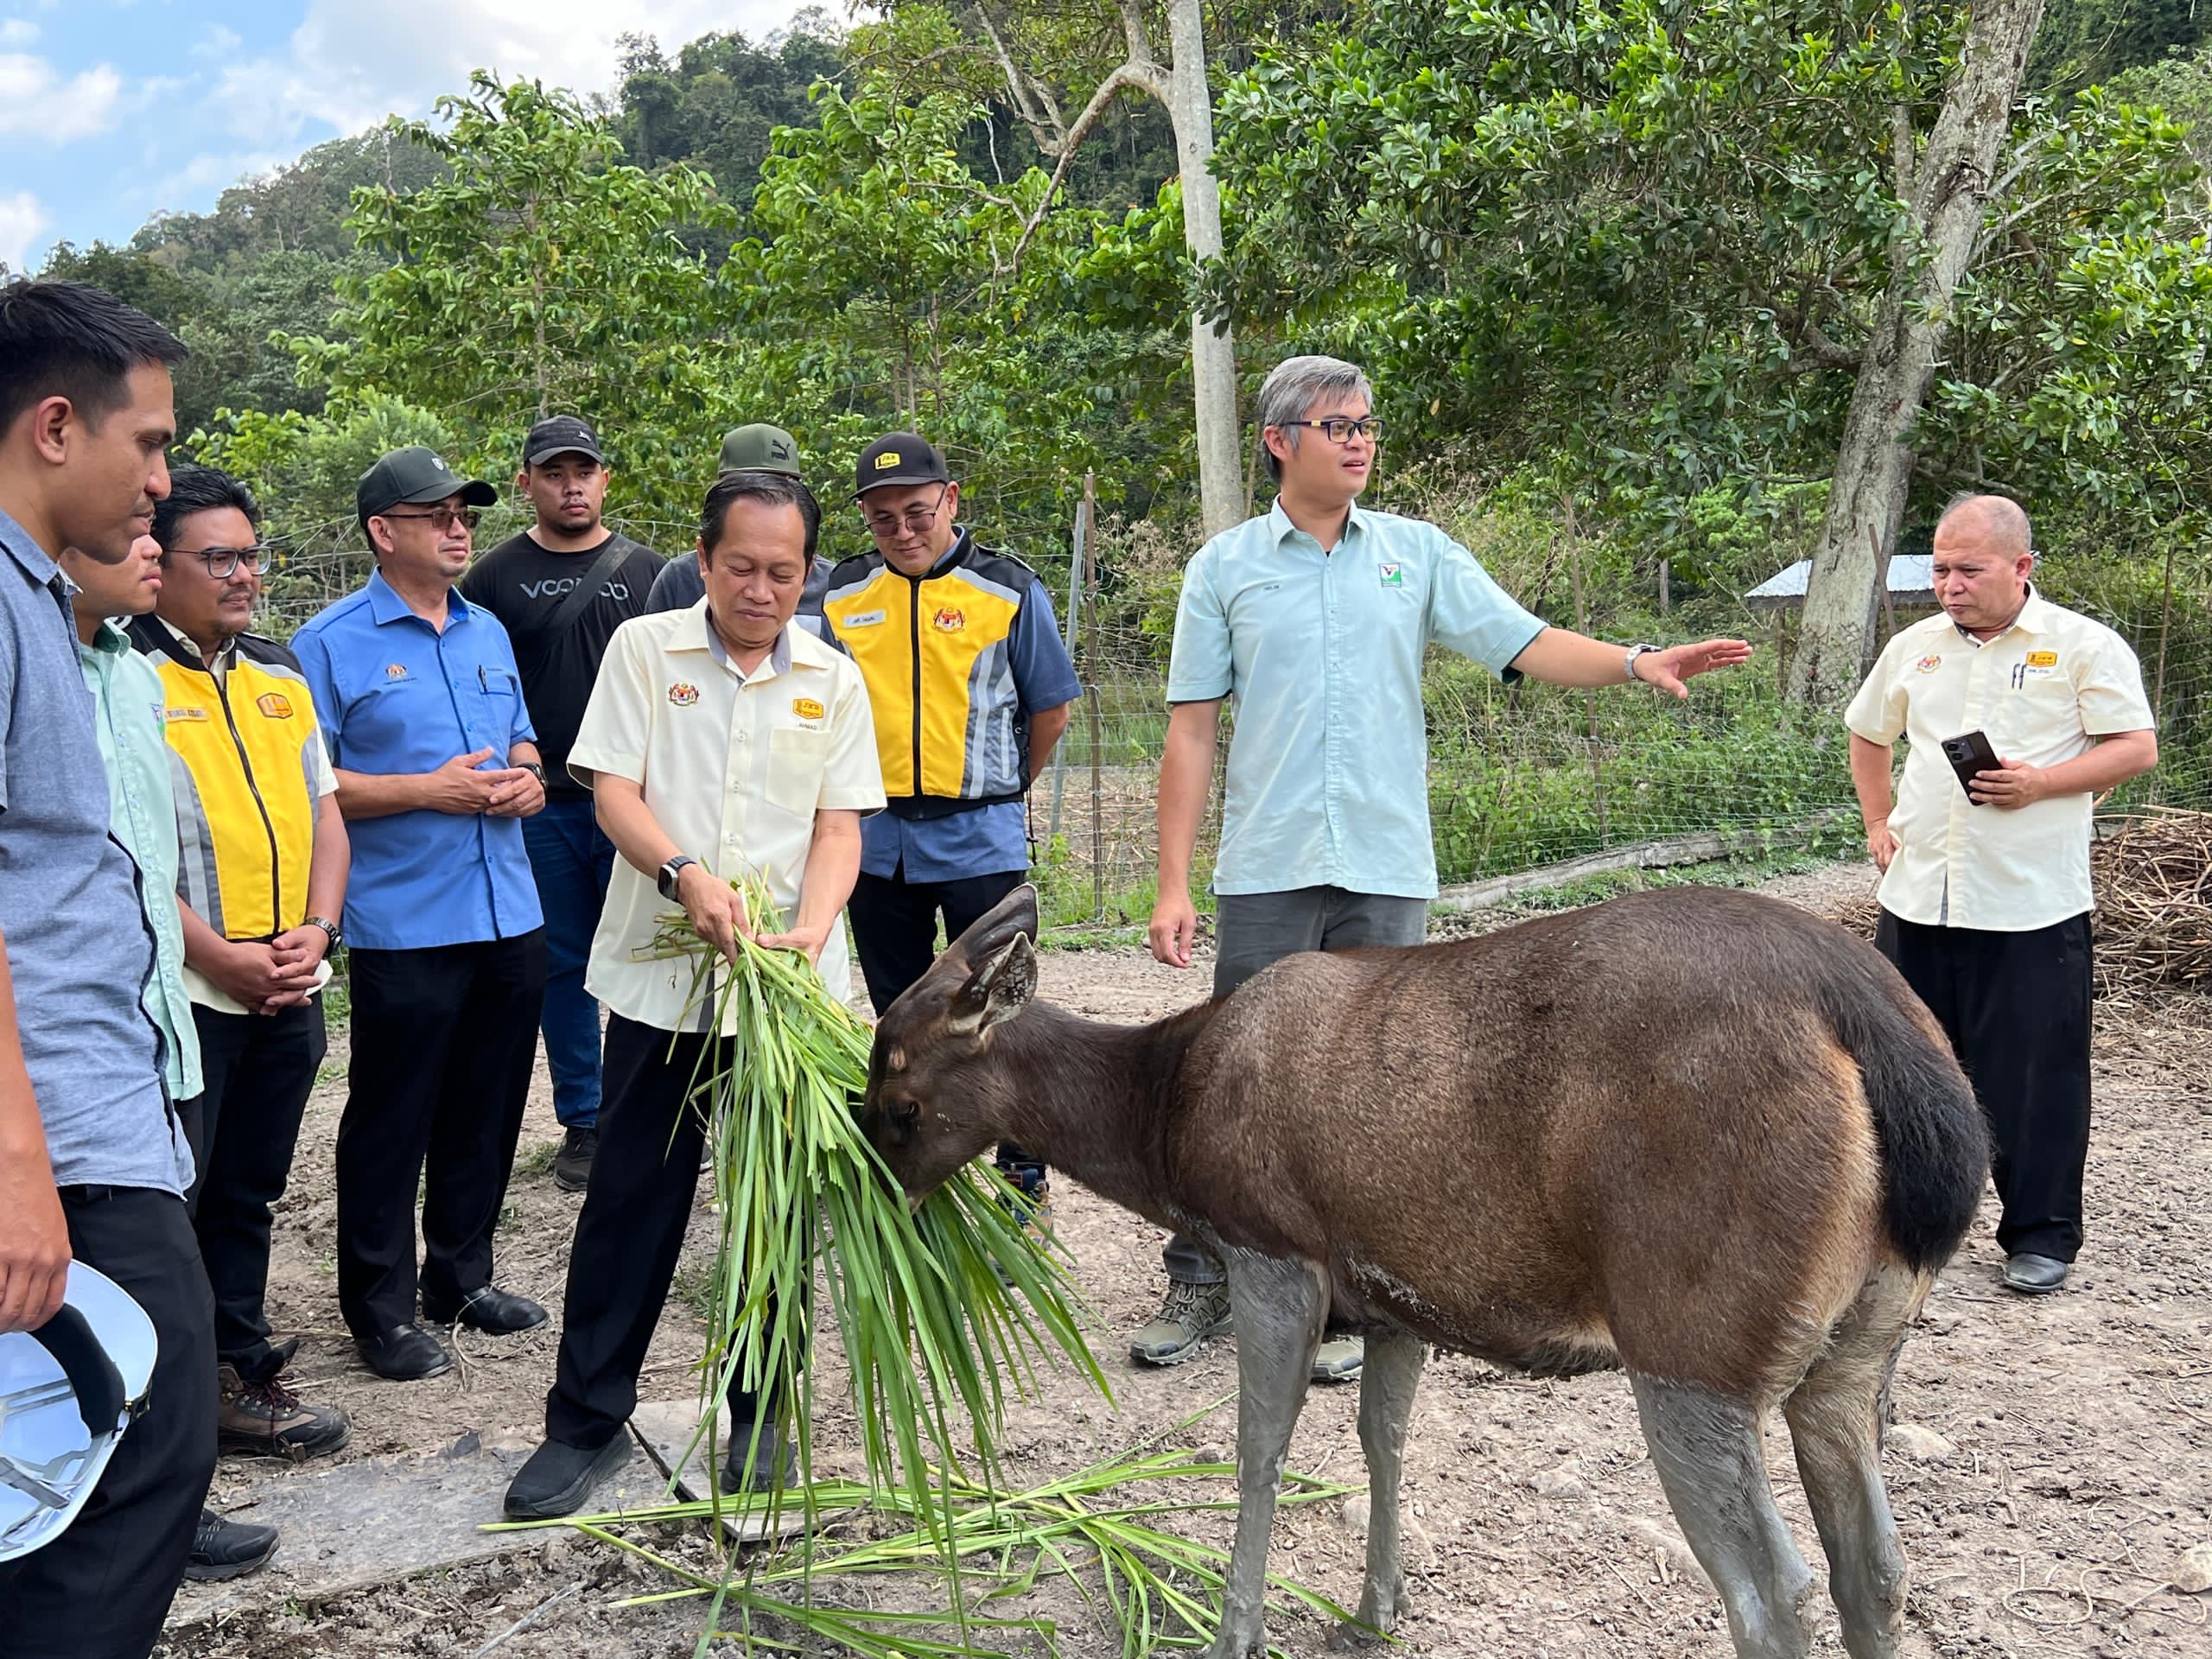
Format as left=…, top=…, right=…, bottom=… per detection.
left=543, top=538, right=633, bottom=640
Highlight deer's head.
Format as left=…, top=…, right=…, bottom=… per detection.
left=860, top=884, right=1041, bottom=1200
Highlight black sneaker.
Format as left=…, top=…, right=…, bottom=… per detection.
left=554, top=1126, right=598, bottom=1193
left=186, top=1509, right=278, bottom=1581
left=504, top=1435, right=632, bottom=1521
left=719, top=1427, right=798, bottom=1496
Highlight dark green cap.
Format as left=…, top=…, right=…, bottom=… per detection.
left=356, top=446, right=496, bottom=531
left=719, top=423, right=801, bottom=477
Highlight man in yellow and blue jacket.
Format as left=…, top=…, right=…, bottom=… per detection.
left=823, top=433, right=1079, bottom=1210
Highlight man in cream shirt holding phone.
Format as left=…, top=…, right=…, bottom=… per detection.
left=1846, top=494, right=2157, bottom=1296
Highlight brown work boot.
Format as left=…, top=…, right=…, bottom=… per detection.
left=1128, top=1280, right=1233, bottom=1367
left=218, top=1362, right=353, bottom=1461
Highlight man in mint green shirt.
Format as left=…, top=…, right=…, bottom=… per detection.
left=60, top=533, right=282, bottom=1585
left=1137, top=355, right=1753, bottom=1379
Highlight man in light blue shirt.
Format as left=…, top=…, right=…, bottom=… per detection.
left=1138, top=355, right=1751, bottom=1378
left=293, top=447, right=550, bottom=1384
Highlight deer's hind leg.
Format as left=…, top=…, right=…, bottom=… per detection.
left=1328, top=1328, right=1424, bottom=1649
left=1208, top=1248, right=1329, bottom=1659
left=1630, top=1372, right=1819, bottom=1659
left=1781, top=1268, right=1919, bottom=1659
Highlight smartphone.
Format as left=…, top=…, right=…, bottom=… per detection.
left=1941, top=730, right=2001, bottom=803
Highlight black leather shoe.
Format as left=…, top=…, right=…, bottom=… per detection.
left=719, top=1428, right=798, bottom=1496
left=504, top=1435, right=632, bottom=1521
left=2002, top=1253, right=2069, bottom=1294
left=185, top=1508, right=278, bottom=1581
left=423, top=1285, right=548, bottom=1334
left=356, top=1322, right=454, bottom=1380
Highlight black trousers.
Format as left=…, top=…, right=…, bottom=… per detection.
left=178, top=1001, right=326, bottom=1381
left=336, top=932, right=547, bottom=1337
left=1877, top=909, right=2094, bottom=1262
left=544, top=1014, right=787, bottom=1450
left=0, top=1186, right=215, bottom=1659
left=848, top=863, right=1037, bottom=1172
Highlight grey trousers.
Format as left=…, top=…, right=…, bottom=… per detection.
left=1161, top=886, right=1429, bottom=1286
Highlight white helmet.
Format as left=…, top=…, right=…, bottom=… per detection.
left=0, top=1262, right=157, bottom=1561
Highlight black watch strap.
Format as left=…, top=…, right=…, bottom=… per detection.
left=658, top=855, right=700, bottom=901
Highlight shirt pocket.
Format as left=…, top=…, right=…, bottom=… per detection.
left=467, top=665, right=524, bottom=741
left=766, top=728, right=827, bottom=817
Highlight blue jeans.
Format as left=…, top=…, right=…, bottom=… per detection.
left=522, top=797, right=616, bottom=1129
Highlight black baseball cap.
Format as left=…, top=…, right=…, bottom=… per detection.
left=854, top=431, right=950, bottom=499
left=523, top=415, right=606, bottom=468
left=356, top=447, right=497, bottom=531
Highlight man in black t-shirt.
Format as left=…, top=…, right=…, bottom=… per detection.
left=458, top=415, right=662, bottom=1192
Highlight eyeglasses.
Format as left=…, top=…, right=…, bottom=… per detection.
left=379, top=506, right=480, bottom=533
left=177, top=544, right=269, bottom=580
left=1280, top=416, right=1385, bottom=444
left=861, top=485, right=950, bottom=538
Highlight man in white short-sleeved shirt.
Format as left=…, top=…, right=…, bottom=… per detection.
left=1846, top=493, right=2157, bottom=1296
left=505, top=469, right=884, bottom=1524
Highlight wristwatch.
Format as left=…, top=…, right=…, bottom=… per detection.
left=1624, top=643, right=1662, bottom=683
left=516, top=760, right=547, bottom=786
left=657, top=855, right=701, bottom=901
left=303, top=915, right=342, bottom=952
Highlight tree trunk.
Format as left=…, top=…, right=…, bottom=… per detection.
left=1166, top=0, right=1244, bottom=538
left=1789, top=0, right=2047, bottom=709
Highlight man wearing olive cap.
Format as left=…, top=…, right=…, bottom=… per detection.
left=645, top=423, right=836, bottom=629
left=291, top=447, right=551, bottom=1384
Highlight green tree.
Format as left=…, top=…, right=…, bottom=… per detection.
left=289, top=74, right=735, bottom=521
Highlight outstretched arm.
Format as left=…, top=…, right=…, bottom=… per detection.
left=1508, top=629, right=1752, bottom=697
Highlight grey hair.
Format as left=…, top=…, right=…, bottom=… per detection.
left=1255, top=354, right=1373, bottom=484
left=1936, top=493, right=2034, bottom=559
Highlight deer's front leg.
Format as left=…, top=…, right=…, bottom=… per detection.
left=1209, top=1249, right=1329, bottom=1659
left=1331, top=1328, right=1425, bottom=1647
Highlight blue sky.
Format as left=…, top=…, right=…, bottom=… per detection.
left=0, top=0, right=812, bottom=271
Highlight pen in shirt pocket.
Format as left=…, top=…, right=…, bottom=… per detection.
left=478, top=664, right=489, bottom=692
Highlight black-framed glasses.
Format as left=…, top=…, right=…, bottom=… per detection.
left=380, top=506, right=481, bottom=533
left=861, top=484, right=950, bottom=537
left=178, top=544, right=269, bottom=579
left=1280, top=416, right=1384, bottom=444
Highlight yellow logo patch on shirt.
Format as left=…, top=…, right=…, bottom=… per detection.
left=1916, top=654, right=1943, bottom=674
left=167, top=706, right=212, bottom=723
left=668, top=682, right=701, bottom=707
left=2026, top=651, right=2058, bottom=668
left=255, top=692, right=295, bottom=720
left=931, top=607, right=965, bottom=632
left=791, top=697, right=825, bottom=721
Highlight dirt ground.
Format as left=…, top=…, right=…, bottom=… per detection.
left=159, top=862, right=2212, bottom=1659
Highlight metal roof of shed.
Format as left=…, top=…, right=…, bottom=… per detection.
left=1745, top=553, right=1935, bottom=610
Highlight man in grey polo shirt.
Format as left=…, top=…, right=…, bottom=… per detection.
left=0, top=278, right=217, bottom=1658
left=1140, top=354, right=1751, bottom=1381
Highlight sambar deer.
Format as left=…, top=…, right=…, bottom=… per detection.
left=860, top=885, right=1986, bottom=1659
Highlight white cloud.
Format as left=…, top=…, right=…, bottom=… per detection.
left=0, top=53, right=123, bottom=141
left=0, top=188, right=49, bottom=269
left=0, top=19, right=37, bottom=47
left=190, top=24, right=242, bottom=61
left=220, top=1, right=814, bottom=145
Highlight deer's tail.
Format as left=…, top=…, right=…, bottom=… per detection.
left=1819, top=955, right=1989, bottom=1274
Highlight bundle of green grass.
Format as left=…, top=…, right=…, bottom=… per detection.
left=643, top=873, right=1105, bottom=1544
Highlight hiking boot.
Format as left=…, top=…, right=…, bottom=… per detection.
left=1310, top=1335, right=1365, bottom=1383
left=553, top=1125, right=598, bottom=1193
left=186, top=1509, right=278, bottom=1581
left=218, top=1363, right=353, bottom=1460
left=1128, top=1281, right=1232, bottom=1367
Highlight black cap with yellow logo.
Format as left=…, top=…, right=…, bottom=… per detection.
left=854, top=431, right=950, bottom=499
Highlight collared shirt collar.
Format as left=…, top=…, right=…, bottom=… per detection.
left=684, top=601, right=795, bottom=681
left=0, top=504, right=59, bottom=584
left=157, top=614, right=237, bottom=669
left=1265, top=495, right=1369, bottom=550
left=911, top=526, right=971, bottom=582
left=81, top=617, right=131, bottom=658
left=365, top=565, right=474, bottom=626
left=1954, top=582, right=2050, bottom=645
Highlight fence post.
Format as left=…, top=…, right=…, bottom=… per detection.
left=1082, top=474, right=1104, bottom=922
left=1562, top=494, right=1609, bottom=846
left=1047, top=489, right=1087, bottom=842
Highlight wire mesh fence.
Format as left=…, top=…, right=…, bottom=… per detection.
left=249, top=495, right=2212, bottom=934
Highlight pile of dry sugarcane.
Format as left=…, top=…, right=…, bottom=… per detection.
left=1834, top=808, right=2212, bottom=1002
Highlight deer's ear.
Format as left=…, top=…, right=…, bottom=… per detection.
left=946, top=884, right=1039, bottom=969
left=948, top=932, right=1038, bottom=1037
